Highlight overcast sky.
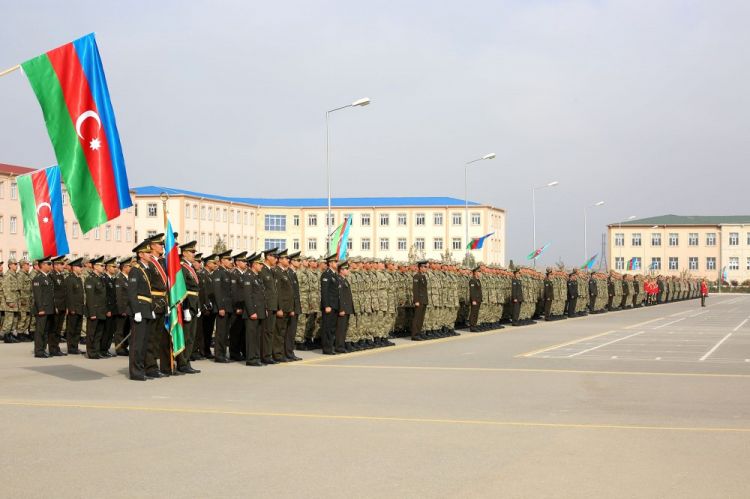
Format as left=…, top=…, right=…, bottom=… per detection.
left=2, top=0, right=749, bottom=266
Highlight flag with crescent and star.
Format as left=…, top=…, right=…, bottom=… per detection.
left=467, top=232, right=495, bottom=250
left=20, top=33, right=132, bottom=233
left=17, top=165, right=70, bottom=260
left=527, top=243, right=550, bottom=260
left=165, top=219, right=187, bottom=356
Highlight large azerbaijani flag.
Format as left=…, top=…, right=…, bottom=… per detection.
left=165, top=220, right=186, bottom=355
left=328, top=214, right=353, bottom=260
left=467, top=232, right=494, bottom=250
left=17, top=166, right=70, bottom=260
left=20, top=33, right=132, bottom=233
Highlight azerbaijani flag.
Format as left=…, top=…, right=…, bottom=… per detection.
left=17, top=166, right=70, bottom=260
left=626, top=257, right=636, bottom=271
left=20, top=33, right=132, bottom=234
left=581, top=254, right=598, bottom=270
left=165, top=220, right=186, bottom=355
left=722, top=266, right=728, bottom=283
left=328, top=214, right=353, bottom=260
left=467, top=232, right=494, bottom=250
left=527, top=243, right=550, bottom=260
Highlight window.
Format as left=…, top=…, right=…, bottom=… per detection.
left=729, top=257, right=739, bottom=270
left=415, top=238, right=425, bottom=250
left=207, top=207, right=213, bottom=221
left=288, top=215, right=297, bottom=227
left=688, top=233, right=698, bottom=246
left=147, top=230, right=157, bottom=239
left=415, top=213, right=425, bottom=226
left=689, top=257, right=698, bottom=270
left=615, top=257, right=624, bottom=270
left=261, top=239, right=283, bottom=250
left=707, top=257, right=716, bottom=270
left=361, top=238, right=371, bottom=251
left=631, top=257, right=642, bottom=270
left=452, top=213, right=462, bottom=225
left=746, top=257, right=750, bottom=271
left=193, top=205, right=198, bottom=219
left=729, top=232, right=739, bottom=246
left=264, top=214, right=286, bottom=232
left=8, top=214, right=16, bottom=234
left=706, top=233, right=716, bottom=246
left=452, top=238, right=462, bottom=250
left=307, top=238, right=317, bottom=251
left=125, top=227, right=132, bottom=242
left=0, top=216, right=3, bottom=233
left=433, top=238, right=443, bottom=251
left=10, top=182, right=17, bottom=200
left=201, top=206, right=206, bottom=220
left=631, top=233, right=642, bottom=246
left=147, top=203, right=157, bottom=217
left=307, top=214, right=317, bottom=226
left=650, top=257, right=661, bottom=270
left=346, top=239, right=353, bottom=250
left=614, top=233, right=624, bottom=247
left=471, top=213, right=481, bottom=225
left=134, top=203, right=139, bottom=217
left=380, top=213, right=389, bottom=226
left=361, top=214, right=371, bottom=226
left=0, top=180, right=4, bottom=198
left=9, top=251, right=16, bottom=260
left=222, top=209, right=227, bottom=222
left=185, top=204, right=191, bottom=218
left=669, top=233, right=679, bottom=246
left=380, top=238, right=389, bottom=251
left=651, top=233, right=661, bottom=246
left=433, top=213, right=443, bottom=226
left=398, top=238, right=407, bottom=251
left=669, top=257, right=678, bottom=270
left=105, top=225, right=111, bottom=241
left=201, top=233, right=206, bottom=246
left=326, top=214, right=335, bottom=226
left=398, top=213, right=407, bottom=226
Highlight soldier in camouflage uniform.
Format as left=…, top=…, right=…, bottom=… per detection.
left=2, top=259, right=22, bottom=342
left=17, top=260, right=33, bottom=337
left=295, top=257, right=313, bottom=349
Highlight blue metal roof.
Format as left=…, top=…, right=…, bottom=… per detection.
left=133, top=186, right=482, bottom=208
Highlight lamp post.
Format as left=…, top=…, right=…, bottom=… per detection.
left=531, top=180, right=559, bottom=267
left=584, top=200, right=605, bottom=262
left=326, top=97, right=370, bottom=249
left=464, top=153, right=496, bottom=260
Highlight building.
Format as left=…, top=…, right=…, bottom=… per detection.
left=133, top=186, right=506, bottom=264
left=0, top=162, right=136, bottom=262
left=608, top=215, right=750, bottom=283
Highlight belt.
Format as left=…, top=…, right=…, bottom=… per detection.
left=137, top=295, right=152, bottom=303
left=187, top=291, right=198, bottom=297
left=151, top=291, right=166, bottom=296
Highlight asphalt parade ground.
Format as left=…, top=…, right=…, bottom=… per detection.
left=2, top=295, right=749, bottom=498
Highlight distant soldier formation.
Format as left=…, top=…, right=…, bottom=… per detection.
left=0, top=245, right=704, bottom=381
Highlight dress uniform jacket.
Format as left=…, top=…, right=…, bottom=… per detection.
left=199, top=269, right=214, bottom=314
left=85, top=273, right=108, bottom=319
left=104, top=273, right=117, bottom=315
left=181, top=260, right=200, bottom=314
left=567, top=279, right=579, bottom=300
left=320, top=268, right=340, bottom=311
left=469, top=277, right=482, bottom=304
left=63, top=273, right=85, bottom=315
left=275, top=267, right=294, bottom=313
left=127, top=264, right=153, bottom=317
left=412, top=273, right=428, bottom=305
left=213, top=266, right=232, bottom=313
left=32, top=272, right=56, bottom=315
left=260, top=265, right=278, bottom=311
left=288, top=268, right=302, bottom=315
left=115, top=272, right=130, bottom=315
left=50, top=270, right=66, bottom=313
left=338, top=275, right=354, bottom=314
left=240, top=272, right=266, bottom=319
left=145, top=257, right=168, bottom=314
left=511, top=279, right=523, bottom=303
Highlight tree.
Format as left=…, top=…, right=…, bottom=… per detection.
left=213, top=237, right=227, bottom=255
left=462, top=252, right=476, bottom=268
left=408, top=243, right=425, bottom=263
left=555, top=258, right=566, bottom=271
left=441, top=248, right=455, bottom=263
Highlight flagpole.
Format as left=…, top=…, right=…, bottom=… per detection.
left=160, top=192, right=175, bottom=373
left=0, top=65, right=20, bottom=78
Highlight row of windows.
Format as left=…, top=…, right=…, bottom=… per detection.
left=0, top=216, right=132, bottom=242
left=0, top=180, right=18, bottom=200
left=614, top=231, right=750, bottom=247
left=613, top=256, right=750, bottom=271
left=266, top=237, right=471, bottom=252
left=266, top=212, right=483, bottom=232
left=141, top=202, right=256, bottom=226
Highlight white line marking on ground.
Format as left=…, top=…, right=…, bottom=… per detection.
left=655, top=357, right=662, bottom=360
left=653, top=317, right=686, bottom=329
left=689, top=311, right=709, bottom=318
left=670, top=310, right=694, bottom=317
left=611, top=356, right=618, bottom=359
left=700, top=332, right=734, bottom=361
left=733, top=319, right=749, bottom=331
left=568, top=331, right=646, bottom=358
left=624, top=317, right=666, bottom=329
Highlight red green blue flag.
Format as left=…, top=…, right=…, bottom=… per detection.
left=165, top=219, right=186, bottom=355
left=581, top=254, right=598, bottom=270
left=17, top=166, right=70, bottom=260
left=467, top=232, right=494, bottom=250
left=527, top=243, right=550, bottom=260
left=20, top=33, right=132, bottom=233
left=328, top=214, right=353, bottom=260
left=626, top=257, right=638, bottom=271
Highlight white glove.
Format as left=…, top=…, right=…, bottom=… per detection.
left=183, top=309, right=192, bottom=322
left=151, top=311, right=156, bottom=319
left=196, top=309, right=202, bottom=318
left=134, top=312, right=142, bottom=323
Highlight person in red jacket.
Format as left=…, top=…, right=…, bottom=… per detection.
left=700, top=279, right=709, bottom=307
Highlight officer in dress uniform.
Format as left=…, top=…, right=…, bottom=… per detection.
left=320, top=254, right=340, bottom=354
left=241, top=252, right=266, bottom=366
left=114, top=257, right=133, bottom=356
left=144, top=234, right=173, bottom=376
left=49, top=257, right=67, bottom=348
left=176, top=241, right=201, bottom=374
left=84, top=257, right=108, bottom=359
left=260, top=248, right=279, bottom=364
left=127, top=240, right=155, bottom=381
left=286, top=252, right=303, bottom=361
left=212, top=250, right=234, bottom=363
left=32, top=258, right=57, bottom=358
left=100, top=257, right=118, bottom=357
left=566, top=272, right=579, bottom=317
left=411, top=260, right=429, bottom=341
left=511, top=270, right=524, bottom=325
left=229, top=251, right=248, bottom=361
left=335, top=260, right=354, bottom=353
left=273, top=249, right=294, bottom=362
left=199, top=254, right=217, bottom=360
left=468, top=266, right=483, bottom=332
left=63, top=258, right=85, bottom=354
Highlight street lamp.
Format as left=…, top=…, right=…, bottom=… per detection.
left=326, top=97, right=371, bottom=249
left=532, top=180, right=560, bottom=267
left=584, top=200, right=605, bottom=262
left=464, top=153, right=496, bottom=259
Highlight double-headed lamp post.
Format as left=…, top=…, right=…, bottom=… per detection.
left=326, top=97, right=370, bottom=249
left=584, top=200, right=605, bottom=261
left=531, top=180, right=559, bottom=267
left=464, top=153, right=496, bottom=259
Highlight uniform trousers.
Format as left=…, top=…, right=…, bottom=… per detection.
left=177, top=313, right=197, bottom=369
left=199, top=312, right=216, bottom=357
left=244, top=318, right=262, bottom=364
left=145, top=314, right=162, bottom=373
left=65, top=313, right=83, bottom=351
left=468, top=303, right=480, bottom=328
left=86, top=318, right=105, bottom=357
left=35, top=313, right=56, bottom=356
left=155, top=313, right=172, bottom=373
left=321, top=310, right=338, bottom=354
left=285, top=314, right=298, bottom=359
left=101, top=315, right=116, bottom=353
left=214, top=313, right=231, bottom=361
left=566, top=298, right=577, bottom=317
left=335, top=314, right=349, bottom=351
left=273, top=313, right=291, bottom=360
left=410, top=305, right=426, bottom=338
left=511, top=301, right=522, bottom=323
left=543, top=299, right=553, bottom=319
left=129, top=317, right=151, bottom=379
left=229, top=312, right=245, bottom=359
left=259, top=316, right=274, bottom=362
left=113, top=315, right=130, bottom=352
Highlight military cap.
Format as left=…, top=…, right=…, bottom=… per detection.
left=325, top=253, right=338, bottom=263
left=104, top=257, right=118, bottom=266
left=219, top=250, right=233, bottom=260
left=19, top=258, right=30, bottom=265
left=6, top=257, right=17, bottom=264
left=36, top=257, right=53, bottom=265
left=118, top=256, right=134, bottom=266
left=472, top=266, right=481, bottom=272
left=288, top=251, right=301, bottom=261
left=194, top=252, right=203, bottom=260
left=203, top=253, right=219, bottom=263
left=179, top=240, right=198, bottom=253
left=132, top=240, right=152, bottom=254
left=276, top=248, right=289, bottom=259
left=339, top=260, right=350, bottom=270
left=416, top=260, right=429, bottom=266
left=52, top=255, right=67, bottom=263
left=89, top=256, right=104, bottom=265
left=264, top=247, right=278, bottom=257
left=233, top=251, right=248, bottom=262
left=249, top=252, right=264, bottom=264
left=68, top=257, right=84, bottom=268
left=349, top=256, right=361, bottom=263
left=147, top=233, right=165, bottom=244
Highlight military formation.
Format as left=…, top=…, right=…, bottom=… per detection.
left=1, top=245, right=704, bottom=380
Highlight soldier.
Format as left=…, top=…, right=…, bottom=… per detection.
left=411, top=260, right=429, bottom=341
left=113, top=257, right=132, bottom=356
left=468, top=266, right=482, bottom=332
left=241, top=252, right=266, bottom=366
left=32, top=258, right=57, bottom=358
left=336, top=260, right=354, bottom=353
left=48, top=257, right=67, bottom=347
left=99, top=257, right=117, bottom=357
left=260, top=248, right=279, bottom=364
left=320, top=254, right=340, bottom=354
left=566, top=272, right=578, bottom=317
left=229, top=251, right=248, bottom=361
left=127, top=240, right=155, bottom=381
left=272, top=249, right=294, bottom=362
left=212, top=250, right=234, bottom=363
left=198, top=254, right=217, bottom=360
left=176, top=242, right=201, bottom=374
left=17, top=260, right=32, bottom=339
left=286, top=252, right=303, bottom=361
left=306, top=259, right=322, bottom=349
left=2, top=259, right=21, bottom=342
left=64, top=258, right=85, bottom=354
left=84, top=257, right=108, bottom=359
left=145, top=234, right=173, bottom=376
left=511, top=269, right=523, bottom=325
